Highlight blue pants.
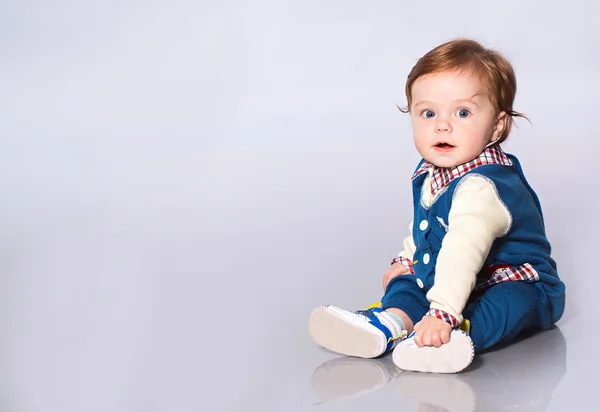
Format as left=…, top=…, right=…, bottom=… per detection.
left=380, top=275, right=565, bottom=353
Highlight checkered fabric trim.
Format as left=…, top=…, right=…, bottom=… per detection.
left=475, top=263, right=540, bottom=291
left=412, top=145, right=513, bottom=196
left=427, top=308, right=460, bottom=328
left=391, top=256, right=415, bottom=274
left=428, top=264, right=539, bottom=327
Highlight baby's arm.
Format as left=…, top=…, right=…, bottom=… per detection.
left=383, top=222, right=416, bottom=290
left=392, top=221, right=417, bottom=272
left=425, top=175, right=512, bottom=326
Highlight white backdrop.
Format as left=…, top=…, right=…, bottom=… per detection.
left=0, top=1, right=597, bottom=411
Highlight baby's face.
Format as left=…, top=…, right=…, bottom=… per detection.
left=409, top=70, right=505, bottom=168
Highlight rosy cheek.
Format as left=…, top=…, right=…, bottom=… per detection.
left=413, top=124, right=429, bottom=137
left=412, top=119, right=426, bottom=129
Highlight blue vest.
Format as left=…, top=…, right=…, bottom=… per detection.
left=410, top=153, right=563, bottom=293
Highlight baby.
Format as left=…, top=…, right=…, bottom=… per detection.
left=308, top=38, right=566, bottom=373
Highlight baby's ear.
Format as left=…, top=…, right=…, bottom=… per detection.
left=493, top=111, right=508, bottom=140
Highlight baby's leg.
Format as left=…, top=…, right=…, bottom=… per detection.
left=308, top=275, right=428, bottom=358
left=389, top=276, right=475, bottom=373
left=381, top=274, right=431, bottom=332
left=463, top=281, right=557, bottom=353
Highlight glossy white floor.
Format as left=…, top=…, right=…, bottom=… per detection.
left=1, top=1, right=597, bottom=411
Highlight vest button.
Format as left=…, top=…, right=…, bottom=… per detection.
left=423, top=253, right=430, bottom=265
left=419, top=220, right=429, bottom=230
left=417, top=278, right=424, bottom=289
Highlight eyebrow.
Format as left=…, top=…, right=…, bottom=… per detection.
left=455, top=95, right=481, bottom=107
left=413, top=94, right=482, bottom=109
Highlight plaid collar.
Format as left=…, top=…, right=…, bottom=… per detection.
left=412, top=144, right=512, bottom=196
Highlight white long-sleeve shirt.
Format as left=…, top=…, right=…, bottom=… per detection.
left=396, top=173, right=512, bottom=324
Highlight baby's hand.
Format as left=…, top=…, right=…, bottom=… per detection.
left=382, top=262, right=411, bottom=291
left=413, top=315, right=452, bottom=348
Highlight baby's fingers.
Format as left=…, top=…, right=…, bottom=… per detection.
left=413, top=327, right=424, bottom=347
left=427, top=331, right=443, bottom=348
left=440, top=326, right=451, bottom=344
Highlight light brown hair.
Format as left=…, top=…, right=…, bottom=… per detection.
left=399, top=38, right=528, bottom=143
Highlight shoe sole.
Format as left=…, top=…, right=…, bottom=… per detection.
left=308, top=306, right=385, bottom=358
left=392, top=330, right=474, bottom=373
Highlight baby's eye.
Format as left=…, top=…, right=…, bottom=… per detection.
left=421, top=110, right=435, bottom=119
left=456, top=109, right=471, bottom=118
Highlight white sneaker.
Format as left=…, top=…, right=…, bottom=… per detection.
left=308, top=306, right=407, bottom=358
left=392, top=329, right=475, bottom=373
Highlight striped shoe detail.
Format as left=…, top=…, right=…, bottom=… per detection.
left=308, top=306, right=406, bottom=358
left=355, top=308, right=407, bottom=352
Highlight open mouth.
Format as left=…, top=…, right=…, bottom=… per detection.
left=435, top=143, right=455, bottom=149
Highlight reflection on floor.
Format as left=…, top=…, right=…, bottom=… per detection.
left=310, top=326, right=566, bottom=411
